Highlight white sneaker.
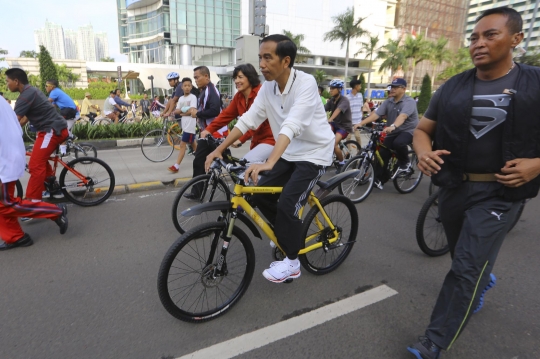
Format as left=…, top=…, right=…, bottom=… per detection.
left=262, top=257, right=301, bottom=283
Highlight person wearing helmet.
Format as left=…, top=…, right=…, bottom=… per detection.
left=161, top=72, right=183, bottom=118
left=324, top=79, right=353, bottom=172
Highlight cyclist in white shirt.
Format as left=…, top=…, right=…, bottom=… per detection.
left=205, top=34, right=334, bottom=283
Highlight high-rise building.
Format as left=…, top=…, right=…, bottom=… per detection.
left=64, top=30, right=79, bottom=59
left=95, top=32, right=110, bottom=61
left=78, top=24, right=97, bottom=62
left=116, top=0, right=240, bottom=66
left=466, top=0, right=540, bottom=49
left=34, top=20, right=66, bottom=59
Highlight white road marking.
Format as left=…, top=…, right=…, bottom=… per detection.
left=176, top=284, right=398, bottom=359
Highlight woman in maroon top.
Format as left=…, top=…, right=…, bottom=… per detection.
left=201, top=63, right=275, bottom=163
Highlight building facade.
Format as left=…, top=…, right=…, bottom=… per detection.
left=34, top=20, right=66, bottom=59
left=466, top=0, right=540, bottom=49
left=64, top=30, right=79, bottom=60
left=78, top=25, right=98, bottom=62
left=95, top=33, right=110, bottom=61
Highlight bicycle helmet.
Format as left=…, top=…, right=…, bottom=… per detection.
left=166, top=72, right=180, bottom=80
left=329, top=79, right=344, bottom=88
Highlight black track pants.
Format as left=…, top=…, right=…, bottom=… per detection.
left=250, top=158, right=325, bottom=259
left=426, top=182, right=522, bottom=350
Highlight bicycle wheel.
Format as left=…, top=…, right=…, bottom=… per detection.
left=24, top=123, right=37, bottom=143
left=343, top=140, right=362, bottom=159
left=393, top=150, right=423, bottom=194
left=15, top=179, right=24, bottom=199
left=415, top=191, right=449, bottom=256
left=157, top=222, right=256, bottom=323
left=141, top=129, right=174, bottom=162
left=167, top=123, right=183, bottom=150
left=59, top=157, right=115, bottom=206
left=74, top=143, right=98, bottom=163
left=172, top=174, right=231, bottom=234
left=428, top=180, right=438, bottom=197
left=299, top=194, right=358, bottom=275
left=508, top=200, right=527, bottom=233
left=338, top=154, right=374, bottom=204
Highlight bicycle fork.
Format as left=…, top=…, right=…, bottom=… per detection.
left=210, top=212, right=238, bottom=278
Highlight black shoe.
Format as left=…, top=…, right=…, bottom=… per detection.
left=0, top=233, right=33, bottom=251
left=407, top=336, right=441, bottom=359
left=55, top=204, right=68, bottom=235
left=183, top=192, right=199, bottom=201
left=335, top=163, right=344, bottom=174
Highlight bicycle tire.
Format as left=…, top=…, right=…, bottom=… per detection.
left=59, top=157, right=115, bottom=206
left=415, top=190, right=449, bottom=257
left=166, top=123, right=183, bottom=151
left=172, top=174, right=231, bottom=234
left=15, top=179, right=24, bottom=199
left=393, top=150, right=423, bottom=194
left=338, top=154, right=374, bottom=203
left=74, top=143, right=98, bottom=163
left=157, top=222, right=255, bottom=323
left=428, top=180, right=438, bottom=197
left=508, top=200, right=527, bottom=233
left=141, top=129, right=174, bottom=162
left=24, top=123, right=37, bottom=143
left=299, top=194, right=358, bottom=275
left=343, top=140, right=362, bottom=159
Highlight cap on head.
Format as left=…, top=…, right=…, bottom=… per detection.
left=85, top=92, right=91, bottom=97
left=389, top=78, right=407, bottom=87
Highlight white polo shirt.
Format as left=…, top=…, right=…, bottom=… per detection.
left=235, top=68, right=334, bottom=166
left=0, top=97, right=26, bottom=183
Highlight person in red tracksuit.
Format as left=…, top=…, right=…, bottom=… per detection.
left=0, top=96, right=68, bottom=251
left=200, top=63, right=275, bottom=164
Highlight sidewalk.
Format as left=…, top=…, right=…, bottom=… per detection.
left=18, top=142, right=251, bottom=194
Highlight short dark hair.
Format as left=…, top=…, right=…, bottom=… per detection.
left=194, top=66, right=210, bottom=77
left=318, top=86, right=324, bottom=92
left=476, top=6, right=523, bottom=34
left=350, top=79, right=361, bottom=88
left=109, top=91, right=115, bottom=95
left=233, top=63, right=261, bottom=88
left=0, top=92, right=3, bottom=96
left=5, top=68, right=29, bottom=85
left=115, top=89, right=121, bottom=94
left=46, top=79, right=59, bottom=87
left=181, top=77, right=192, bottom=84
left=261, top=34, right=297, bottom=68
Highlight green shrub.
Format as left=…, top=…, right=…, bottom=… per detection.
left=417, top=74, right=432, bottom=115
left=71, top=119, right=164, bottom=140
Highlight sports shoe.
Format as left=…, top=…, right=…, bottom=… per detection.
left=51, top=190, right=64, bottom=199
left=183, top=192, right=199, bottom=200
left=20, top=217, right=33, bottom=223
left=42, top=190, right=51, bottom=198
left=55, top=204, right=69, bottom=235
left=0, top=233, right=33, bottom=251
left=262, top=257, right=301, bottom=283
left=395, top=162, right=412, bottom=176
left=407, top=336, right=441, bottom=359
left=335, top=163, right=344, bottom=174
left=474, top=273, right=496, bottom=313
left=374, top=180, right=384, bottom=190
left=168, top=165, right=179, bottom=173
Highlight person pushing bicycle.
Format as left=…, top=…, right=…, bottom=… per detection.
left=353, top=78, right=419, bottom=189
left=205, top=34, right=334, bottom=283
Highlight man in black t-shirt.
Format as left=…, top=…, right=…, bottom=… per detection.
left=409, top=7, right=540, bottom=359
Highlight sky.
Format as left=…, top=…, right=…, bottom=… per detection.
left=0, top=0, right=127, bottom=65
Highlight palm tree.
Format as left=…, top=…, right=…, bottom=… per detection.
left=283, top=30, right=311, bottom=64
left=377, top=39, right=406, bottom=79
left=403, top=34, right=430, bottom=92
left=20, top=50, right=39, bottom=58
left=313, top=70, right=327, bottom=85
left=324, top=8, right=367, bottom=87
left=356, top=35, right=380, bottom=99
left=427, top=37, right=451, bottom=88
left=438, top=48, right=474, bottom=81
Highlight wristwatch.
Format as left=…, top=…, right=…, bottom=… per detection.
left=390, top=124, right=396, bottom=128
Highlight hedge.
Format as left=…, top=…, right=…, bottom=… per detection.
left=70, top=120, right=165, bottom=140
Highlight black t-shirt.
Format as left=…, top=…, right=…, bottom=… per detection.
left=424, top=67, right=519, bottom=173
left=14, top=85, right=67, bottom=135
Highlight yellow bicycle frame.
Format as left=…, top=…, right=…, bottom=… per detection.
left=227, top=183, right=340, bottom=255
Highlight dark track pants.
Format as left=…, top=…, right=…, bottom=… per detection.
left=191, top=138, right=214, bottom=196
left=426, top=182, right=522, bottom=350
left=0, top=181, right=62, bottom=243
left=250, top=158, right=325, bottom=259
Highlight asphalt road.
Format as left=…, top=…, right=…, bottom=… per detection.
left=1, top=177, right=539, bottom=359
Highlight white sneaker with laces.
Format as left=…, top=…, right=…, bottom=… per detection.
left=262, top=257, right=301, bottom=283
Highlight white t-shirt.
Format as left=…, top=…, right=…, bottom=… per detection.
left=103, top=97, right=117, bottom=115
left=0, top=97, right=26, bottom=183
left=177, top=94, right=198, bottom=134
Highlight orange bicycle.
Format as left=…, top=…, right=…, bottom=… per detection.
left=17, top=146, right=115, bottom=206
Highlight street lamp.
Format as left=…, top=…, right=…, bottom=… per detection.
left=148, top=75, right=154, bottom=99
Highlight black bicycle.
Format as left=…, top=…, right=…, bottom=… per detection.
left=415, top=190, right=529, bottom=257
left=338, top=122, right=423, bottom=203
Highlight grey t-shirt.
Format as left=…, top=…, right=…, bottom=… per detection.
left=375, top=95, right=419, bottom=135
left=325, top=95, right=353, bottom=133
left=14, top=85, right=67, bottom=135
left=425, top=67, right=519, bottom=173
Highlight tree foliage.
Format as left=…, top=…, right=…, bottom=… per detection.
left=0, top=48, right=7, bottom=62
left=283, top=30, right=310, bottom=63
left=516, top=47, right=540, bottom=67
left=324, top=7, right=367, bottom=85
left=100, top=57, right=115, bottom=62
left=426, top=37, right=451, bottom=87
left=359, top=74, right=366, bottom=97
left=417, top=74, right=432, bottom=114
left=403, top=34, right=431, bottom=91
left=55, top=63, right=80, bottom=88
left=38, top=45, right=58, bottom=93
left=438, top=47, right=474, bottom=81
left=20, top=50, right=38, bottom=58
left=313, top=70, right=327, bottom=85
left=378, top=39, right=407, bottom=77
left=357, top=35, right=380, bottom=98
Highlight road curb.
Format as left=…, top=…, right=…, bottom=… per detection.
left=126, top=181, right=166, bottom=192
left=173, top=178, right=191, bottom=187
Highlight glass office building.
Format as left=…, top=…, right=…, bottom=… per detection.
left=117, top=0, right=240, bottom=66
